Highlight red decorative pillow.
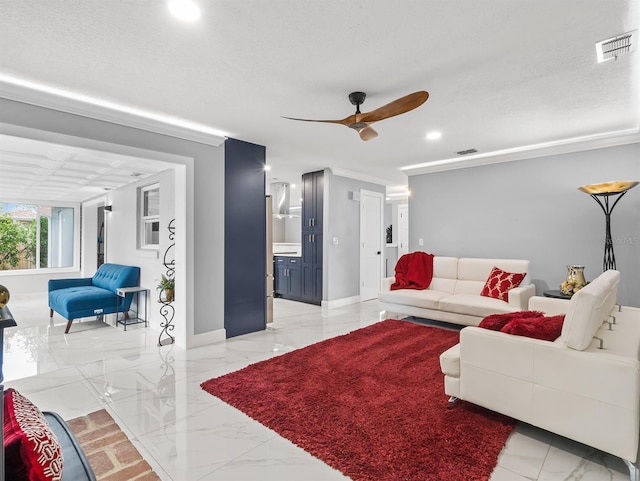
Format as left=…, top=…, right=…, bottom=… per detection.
left=3, top=388, right=63, bottom=481
left=479, top=311, right=544, bottom=331
left=481, top=266, right=526, bottom=302
left=500, top=315, right=565, bottom=342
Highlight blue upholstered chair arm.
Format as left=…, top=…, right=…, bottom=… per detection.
left=48, top=277, right=92, bottom=292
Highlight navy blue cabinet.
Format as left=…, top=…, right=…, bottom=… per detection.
left=224, top=138, right=266, bottom=338
left=274, top=256, right=301, bottom=300
left=301, top=171, right=323, bottom=305
left=302, top=171, right=323, bottom=230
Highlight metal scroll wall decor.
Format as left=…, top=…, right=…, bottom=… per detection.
left=158, top=219, right=175, bottom=346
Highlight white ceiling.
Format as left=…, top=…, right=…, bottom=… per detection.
left=0, top=1, right=638, bottom=201
left=0, top=134, right=171, bottom=202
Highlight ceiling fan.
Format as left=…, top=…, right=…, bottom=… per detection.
left=283, top=90, right=429, bottom=141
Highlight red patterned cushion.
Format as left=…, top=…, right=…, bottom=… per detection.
left=500, top=315, right=565, bottom=342
left=3, top=388, right=63, bottom=481
left=478, top=311, right=544, bottom=331
left=481, top=266, right=526, bottom=302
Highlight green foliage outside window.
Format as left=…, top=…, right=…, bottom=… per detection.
left=0, top=214, right=35, bottom=269
left=38, top=216, right=49, bottom=268
left=1, top=202, right=71, bottom=271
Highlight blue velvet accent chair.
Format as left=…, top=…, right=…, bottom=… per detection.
left=48, top=263, right=140, bottom=333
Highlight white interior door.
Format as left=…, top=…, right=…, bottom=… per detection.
left=398, top=203, right=409, bottom=257
left=360, top=190, right=384, bottom=301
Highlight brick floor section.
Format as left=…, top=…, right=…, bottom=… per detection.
left=67, top=410, right=160, bottom=481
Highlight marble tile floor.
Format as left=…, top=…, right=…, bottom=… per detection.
left=2, top=294, right=629, bottom=481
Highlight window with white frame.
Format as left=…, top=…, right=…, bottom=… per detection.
left=139, top=184, right=160, bottom=249
left=0, top=201, right=78, bottom=272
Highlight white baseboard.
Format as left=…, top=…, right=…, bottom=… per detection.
left=322, top=295, right=361, bottom=309
left=185, top=328, right=226, bottom=349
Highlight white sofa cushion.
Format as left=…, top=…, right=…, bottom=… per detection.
left=432, top=257, right=458, bottom=280
left=428, top=277, right=457, bottom=294
left=438, top=293, right=517, bottom=318
left=453, top=280, right=485, bottom=295
left=455, top=258, right=529, bottom=296
left=457, top=258, right=529, bottom=282
left=593, top=269, right=620, bottom=318
left=378, top=288, right=449, bottom=309
left=561, top=280, right=610, bottom=350
left=440, top=344, right=461, bottom=377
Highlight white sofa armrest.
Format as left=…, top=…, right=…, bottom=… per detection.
left=458, top=326, right=640, bottom=461
left=508, top=284, right=536, bottom=310
left=528, top=295, right=569, bottom=315
left=381, top=277, right=395, bottom=292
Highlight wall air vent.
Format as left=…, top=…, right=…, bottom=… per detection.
left=456, top=148, right=478, bottom=156
left=596, top=30, right=636, bottom=63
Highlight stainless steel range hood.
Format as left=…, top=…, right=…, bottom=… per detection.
left=271, top=182, right=291, bottom=217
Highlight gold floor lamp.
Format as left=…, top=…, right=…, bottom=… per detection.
left=578, top=181, right=638, bottom=271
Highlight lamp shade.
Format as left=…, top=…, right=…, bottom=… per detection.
left=578, top=181, right=638, bottom=195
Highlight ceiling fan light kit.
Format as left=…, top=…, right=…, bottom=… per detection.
left=284, top=90, right=429, bottom=141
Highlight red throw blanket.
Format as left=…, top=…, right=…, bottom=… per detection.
left=391, top=251, right=434, bottom=290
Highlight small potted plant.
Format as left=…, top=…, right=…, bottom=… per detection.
left=157, top=274, right=175, bottom=302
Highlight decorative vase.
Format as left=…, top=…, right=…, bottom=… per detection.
left=0, top=284, right=9, bottom=308
left=164, top=288, right=174, bottom=303
left=559, top=265, right=587, bottom=296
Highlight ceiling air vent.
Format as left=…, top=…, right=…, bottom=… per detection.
left=456, top=148, right=478, bottom=156
left=596, top=30, right=636, bottom=63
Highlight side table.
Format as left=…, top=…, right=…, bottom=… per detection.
left=543, top=289, right=572, bottom=300
left=116, top=287, right=149, bottom=331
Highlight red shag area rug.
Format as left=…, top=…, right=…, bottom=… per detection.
left=201, top=319, right=516, bottom=481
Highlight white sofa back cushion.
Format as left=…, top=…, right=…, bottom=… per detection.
left=594, top=270, right=620, bottom=318
left=432, top=257, right=458, bottom=279
left=455, top=258, right=530, bottom=295
left=428, top=257, right=458, bottom=294
left=561, top=279, right=610, bottom=350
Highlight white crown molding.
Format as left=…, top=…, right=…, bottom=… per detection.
left=329, top=167, right=402, bottom=187
left=401, top=128, right=640, bottom=176
left=0, top=77, right=227, bottom=147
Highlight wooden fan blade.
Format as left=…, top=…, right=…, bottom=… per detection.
left=358, top=126, right=378, bottom=141
left=282, top=114, right=357, bottom=126
left=359, top=91, right=429, bottom=123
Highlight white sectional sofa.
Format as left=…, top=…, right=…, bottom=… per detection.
left=379, top=257, right=535, bottom=326
left=440, top=270, right=640, bottom=481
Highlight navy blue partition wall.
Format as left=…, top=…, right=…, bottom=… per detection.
left=224, top=138, right=267, bottom=338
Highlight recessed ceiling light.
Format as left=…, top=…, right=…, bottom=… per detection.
left=168, top=0, right=201, bottom=22
left=264, top=165, right=271, bottom=171
left=426, top=131, right=442, bottom=141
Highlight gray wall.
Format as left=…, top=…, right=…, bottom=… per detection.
left=0, top=98, right=226, bottom=338
left=271, top=217, right=301, bottom=243
left=408, top=143, right=640, bottom=307
left=324, top=170, right=386, bottom=301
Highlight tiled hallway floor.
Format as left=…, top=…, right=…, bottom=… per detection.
left=2, top=295, right=629, bottom=480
